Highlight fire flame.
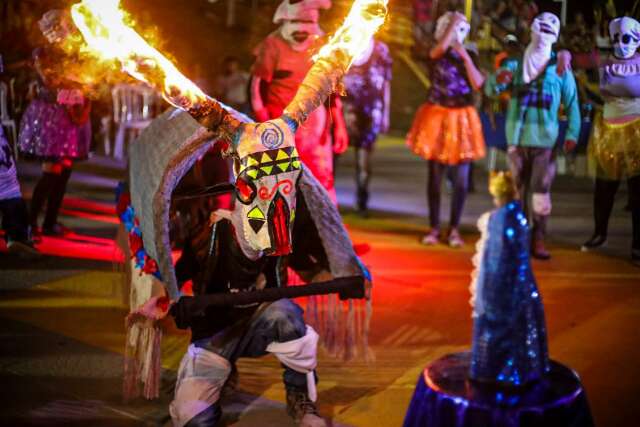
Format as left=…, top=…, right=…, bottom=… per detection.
left=70, top=0, right=206, bottom=110
left=314, top=0, right=388, bottom=64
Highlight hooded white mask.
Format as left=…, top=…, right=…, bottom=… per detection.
left=434, top=11, right=470, bottom=44
left=523, top=12, right=560, bottom=84
left=275, top=0, right=331, bottom=52
left=609, top=17, right=640, bottom=60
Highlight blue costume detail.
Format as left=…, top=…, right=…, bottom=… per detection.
left=470, top=201, right=550, bottom=386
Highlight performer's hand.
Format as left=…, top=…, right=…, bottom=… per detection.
left=563, top=139, right=577, bottom=153
left=451, top=42, right=469, bottom=60
left=126, top=295, right=171, bottom=327
left=254, top=107, right=270, bottom=122
left=333, top=123, right=349, bottom=154
left=557, top=50, right=573, bottom=76
left=496, top=69, right=513, bottom=85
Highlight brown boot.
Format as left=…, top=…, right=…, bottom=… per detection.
left=286, top=388, right=327, bottom=427
left=532, top=238, right=551, bottom=260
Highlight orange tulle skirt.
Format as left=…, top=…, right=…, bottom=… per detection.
left=406, top=103, right=486, bottom=164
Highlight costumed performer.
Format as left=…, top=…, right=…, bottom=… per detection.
left=582, top=16, right=640, bottom=267
left=342, top=36, right=392, bottom=215
left=250, top=0, right=349, bottom=203
left=407, top=11, right=486, bottom=248
left=18, top=10, right=92, bottom=238
left=485, top=12, right=581, bottom=260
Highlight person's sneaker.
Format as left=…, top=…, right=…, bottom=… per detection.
left=286, top=389, right=327, bottom=427
left=421, top=229, right=440, bottom=245
left=7, top=240, right=42, bottom=259
left=532, top=239, right=551, bottom=260
left=42, top=223, right=71, bottom=237
left=448, top=229, right=464, bottom=248
left=581, top=234, right=607, bottom=252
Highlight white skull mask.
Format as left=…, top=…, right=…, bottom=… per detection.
left=231, top=117, right=302, bottom=257
left=531, top=12, right=560, bottom=48
left=609, top=17, right=640, bottom=59
left=435, top=12, right=470, bottom=45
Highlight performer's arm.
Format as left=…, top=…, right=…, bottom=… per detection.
left=561, top=71, right=582, bottom=153
left=330, top=96, right=349, bottom=154
left=430, top=12, right=466, bottom=59
left=451, top=44, right=485, bottom=91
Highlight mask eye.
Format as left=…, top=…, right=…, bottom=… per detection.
left=235, top=176, right=257, bottom=205
left=622, top=34, right=632, bottom=44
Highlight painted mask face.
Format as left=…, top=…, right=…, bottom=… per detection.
left=609, top=17, right=640, bottom=59
left=231, top=118, right=302, bottom=256
left=435, top=12, right=470, bottom=44
left=530, top=13, right=560, bottom=47
left=280, top=20, right=320, bottom=51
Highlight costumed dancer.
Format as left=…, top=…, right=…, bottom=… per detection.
left=342, top=37, right=392, bottom=215
left=407, top=11, right=486, bottom=248
left=250, top=0, right=349, bottom=203
left=582, top=16, right=640, bottom=267
left=469, top=171, right=549, bottom=385
left=485, top=12, right=581, bottom=260
left=18, top=10, right=92, bottom=237
left=71, top=1, right=389, bottom=425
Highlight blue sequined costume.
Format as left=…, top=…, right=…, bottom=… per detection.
left=470, top=201, right=550, bottom=386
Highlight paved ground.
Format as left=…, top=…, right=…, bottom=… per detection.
left=1, top=136, right=638, bottom=426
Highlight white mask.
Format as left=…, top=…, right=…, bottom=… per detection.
left=280, top=21, right=321, bottom=51
left=530, top=12, right=560, bottom=47
left=523, top=13, right=560, bottom=84
left=435, top=12, right=470, bottom=45
left=609, top=17, right=640, bottom=59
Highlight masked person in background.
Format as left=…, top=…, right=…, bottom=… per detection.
left=407, top=11, right=486, bottom=248
left=250, top=0, right=348, bottom=203
left=485, top=12, right=581, bottom=260
left=582, top=17, right=640, bottom=267
left=342, top=37, right=392, bottom=216
left=18, top=10, right=92, bottom=238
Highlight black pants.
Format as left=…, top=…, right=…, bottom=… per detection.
left=0, top=197, right=30, bottom=242
left=427, top=161, right=470, bottom=229
left=29, top=167, right=72, bottom=229
left=355, top=147, right=373, bottom=210
left=592, top=175, right=640, bottom=251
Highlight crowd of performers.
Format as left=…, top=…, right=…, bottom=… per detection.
left=0, top=2, right=639, bottom=426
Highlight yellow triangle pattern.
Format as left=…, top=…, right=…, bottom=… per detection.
left=261, top=152, right=272, bottom=163
left=247, top=169, right=259, bottom=179
left=277, top=161, right=291, bottom=172
left=247, top=206, right=266, bottom=220
left=276, top=149, right=289, bottom=161
left=260, top=165, right=274, bottom=175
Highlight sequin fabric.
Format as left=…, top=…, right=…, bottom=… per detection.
left=589, top=113, right=640, bottom=179
left=18, top=87, right=91, bottom=161
left=470, top=201, right=550, bottom=386
left=342, top=41, right=392, bottom=149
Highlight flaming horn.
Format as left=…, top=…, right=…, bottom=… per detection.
left=70, top=0, right=388, bottom=137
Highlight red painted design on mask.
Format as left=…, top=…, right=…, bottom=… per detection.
left=270, top=196, right=291, bottom=256
left=258, top=179, right=293, bottom=200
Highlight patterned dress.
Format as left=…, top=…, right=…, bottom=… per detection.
left=342, top=40, right=392, bottom=150
left=18, top=48, right=91, bottom=161
left=407, top=48, right=485, bottom=164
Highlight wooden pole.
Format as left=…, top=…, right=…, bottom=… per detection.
left=465, top=0, right=473, bottom=22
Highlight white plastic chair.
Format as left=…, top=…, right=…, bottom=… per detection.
left=0, top=81, right=18, bottom=159
left=109, top=83, right=157, bottom=159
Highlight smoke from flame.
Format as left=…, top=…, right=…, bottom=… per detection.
left=70, top=0, right=206, bottom=110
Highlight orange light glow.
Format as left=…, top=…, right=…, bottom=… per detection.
left=314, top=0, right=388, bottom=65
left=70, top=0, right=206, bottom=110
